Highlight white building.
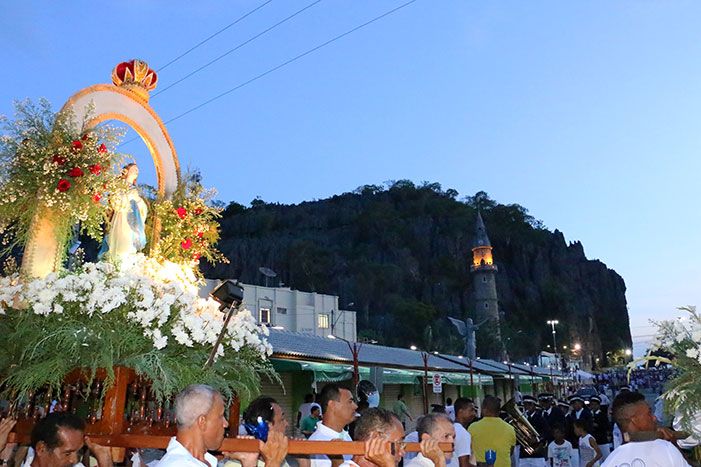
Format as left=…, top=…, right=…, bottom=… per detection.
left=241, top=283, right=357, bottom=341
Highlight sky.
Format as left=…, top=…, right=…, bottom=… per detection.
left=2, top=1, right=701, bottom=357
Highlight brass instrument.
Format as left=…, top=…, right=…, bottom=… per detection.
left=501, top=398, right=544, bottom=456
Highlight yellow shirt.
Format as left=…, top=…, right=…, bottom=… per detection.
left=467, top=417, right=516, bottom=467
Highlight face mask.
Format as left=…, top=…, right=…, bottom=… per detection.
left=367, top=391, right=380, bottom=408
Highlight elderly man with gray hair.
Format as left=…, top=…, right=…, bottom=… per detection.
left=157, top=384, right=287, bottom=467
left=404, top=413, right=453, bottom=467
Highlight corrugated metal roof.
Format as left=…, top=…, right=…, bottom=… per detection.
left=268, top=329, right=522, bottom=376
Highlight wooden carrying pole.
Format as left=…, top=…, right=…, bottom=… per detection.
left=7, top=433, right=452, bottom=455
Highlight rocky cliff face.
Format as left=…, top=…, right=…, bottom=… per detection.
left=203, top=183, right=631, bottom=364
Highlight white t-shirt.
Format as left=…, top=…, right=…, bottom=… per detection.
left=406, top=452, right=438, bottom=467
left=578, top=434, right=599, bottom=467
left=548, top=440, right=573, bottom=467
left=309, top=422, right=353, bottom=467
left=601, top=439, right=690, bottom=467
left=447, top=422, right=471, bottom=467
left=156, top=437, right=218, bottom=467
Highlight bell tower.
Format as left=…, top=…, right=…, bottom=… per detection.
left=470, top=212, right=504, bottom=355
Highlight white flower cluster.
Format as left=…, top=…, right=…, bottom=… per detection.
left=652, top=306, right=701, bottom=365
left=0, top=255, right=272, bottom=358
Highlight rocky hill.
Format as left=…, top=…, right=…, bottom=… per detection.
left=203, top=181, right=632, bottom=364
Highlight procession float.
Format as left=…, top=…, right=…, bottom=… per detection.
left=0, top=60, right=275, bottom=457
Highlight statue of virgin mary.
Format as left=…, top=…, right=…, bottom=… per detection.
left=98, top=163, right=148, bottom=261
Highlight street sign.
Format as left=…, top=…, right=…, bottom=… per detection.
left=432, top=373, right=443, bottom=393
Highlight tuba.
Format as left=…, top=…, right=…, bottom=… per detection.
left=501, top=398, right=544, bottom=456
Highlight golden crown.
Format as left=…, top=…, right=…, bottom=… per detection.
left=111, top=60, right=158, bottom=101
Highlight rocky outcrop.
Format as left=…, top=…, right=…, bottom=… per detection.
left=203, top=183, right=631, bottom=364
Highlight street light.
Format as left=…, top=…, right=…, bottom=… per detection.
left=546, top=320, right=559, bottom=350
left=574, top=343, right=581, bottom=351
left=547, top=320, right=559, bottom=370
left=624, top=348, right=632, bottom=356
left=328, top=335, right=362, bottom=390
left=409, top=345, right=430, bottom=414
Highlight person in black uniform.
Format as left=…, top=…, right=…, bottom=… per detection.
left=565, top=395, right=593, bottom=464
left=538, top=393, right=565, bottom=442
left=518, top=395, right=551, bottom=466
left=589, top=395, right=611, bottom=460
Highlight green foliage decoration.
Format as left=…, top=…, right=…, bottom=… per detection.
left=150, top=172, right=228, bottom=273
left=652, top=306, right=701, bottom=431
left=0, top=99, right=126, bottom=256
left=0, top=257, right=275, bottom=405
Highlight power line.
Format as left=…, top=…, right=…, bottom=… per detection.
left=156, top=0, right=274, bottom=72
left=118, top=0, right=418, bottom=148
left=153, top=0, right=323, bottom=98
left=163, top=0, right=419, bottom=125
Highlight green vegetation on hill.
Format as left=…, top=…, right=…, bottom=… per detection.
left=204, top=181, right=631, bottom=363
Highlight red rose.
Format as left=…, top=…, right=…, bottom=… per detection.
left=52, top=154, right=66, bottom=165
left=57, top=179, right=71, bottom=192
left=181, top=238, right=192, bottom=250
left=176, top=207, right=187, bottom=219
left=71, top=140, right=83, bottom=151
left=98, top=143, right=107, bottom=153
left=196, top=231, right=204, bottom=239
left=92, top=193, right=102, bottom=203
left=89, top=164, right=102, bottom=175
left=68, top=167, right=84, bottom=177
left=194, top=208, right=203, bottom=215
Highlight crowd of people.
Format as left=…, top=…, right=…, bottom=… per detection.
left=0, top=375, right=692, bottom=467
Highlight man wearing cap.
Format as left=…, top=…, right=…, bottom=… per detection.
left=589, top=396, right=611, bottom=460
left=518, top=395, right=550, bottom=467
left=538, top=394, right=564, bottom=443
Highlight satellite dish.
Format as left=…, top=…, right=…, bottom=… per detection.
left=258, top=267, right=277, bottom=278
left=258, top=267, right=277, bottom=287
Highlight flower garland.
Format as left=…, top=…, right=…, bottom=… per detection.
left=0, top=254, right=272, bottom=402
left=0, top=99, right=125, bottom=254
left=651, top=306, right=701, bottom=431
left=150, top=173, right=228, bottom=272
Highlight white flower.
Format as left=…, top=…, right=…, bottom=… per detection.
left=686, top=348, right=699, bottom=359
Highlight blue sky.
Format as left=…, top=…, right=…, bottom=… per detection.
left=3, top=1, right=701, bottom=356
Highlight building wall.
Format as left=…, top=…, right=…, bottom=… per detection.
left=241, top=283, right=357, bottom=341
left=201, top=280, right=356, bottom=341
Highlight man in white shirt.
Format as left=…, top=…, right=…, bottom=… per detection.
left=450, top=398, right=475, bottom=467
left=405, top=413, right=453, bottom=467
left=157, top=384, right=230, bottom=467
left=157, top=384, right=287, bottom=467
left=339, top=408, right=406, bottom=467
left=310, top=384, right=358, bottom=467
left=21, top=412, right=112, bottom=467
left=602, top=391, right=689, bottom=467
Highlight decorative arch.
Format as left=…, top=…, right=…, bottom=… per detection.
left=21, top=67, right=181, bottom=278
left=62, top=84, right=180, bottom=197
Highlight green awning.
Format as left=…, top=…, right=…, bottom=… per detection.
left=271, top=359, right=352, bottom=383
left=271, top=359, right=493, bottom=386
